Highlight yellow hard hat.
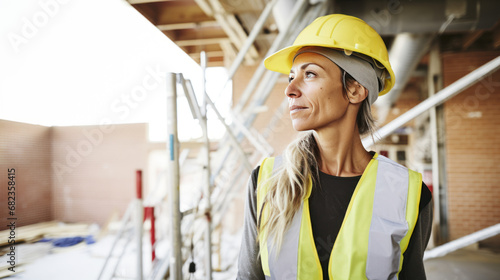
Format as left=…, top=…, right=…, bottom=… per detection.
left=264, top=14, right=395, bottom=96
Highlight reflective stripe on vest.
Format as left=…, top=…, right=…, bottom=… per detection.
left=257, top=153, right=422, bottom=280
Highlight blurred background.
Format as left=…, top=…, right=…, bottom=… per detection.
left=0, top=0, right=499, bottom=279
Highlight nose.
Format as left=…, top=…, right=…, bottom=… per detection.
left=285, top=78, right=301, bottom=98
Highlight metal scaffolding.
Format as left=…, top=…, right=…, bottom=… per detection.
left=362, top=56, right=500, bottom=148
left=155, top=2, right=329, bottom=279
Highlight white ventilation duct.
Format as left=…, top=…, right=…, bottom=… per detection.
left=375, top=33, right=434, bottom=122
left=272, top=0, right=298, bottom=32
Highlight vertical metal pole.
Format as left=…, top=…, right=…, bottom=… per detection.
left=200, top=51, right=213, bottom=280
left=167, top=72, right=182, bottom=280
left=135, top=170, right=144, bottom=280
left=428, top=44, right=441, bottom=239
left=428, top=43, right=450, bottom=243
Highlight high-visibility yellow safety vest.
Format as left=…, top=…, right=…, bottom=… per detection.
left=257, top=153, right=422, bottom=280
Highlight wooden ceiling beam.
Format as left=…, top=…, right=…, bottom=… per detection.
left=493, top=21, right=500, bottom=49
left=156, top=2, right=214, bottom=25
left=184, top=44, right=222, bottom=53
left=157, top=21, right=219, bottom=31
left=176, top=38, right=230, bottom=47
left=462, top=30, right=485, bottom=50
left=174, top=26, right=227, bottom=41
left=130, top=0, right=264, bottom=67
left=128, top=0, right=174, bottom=4
left=190, top=50, right=225, bottom=59
left=206, top=61, right=225, bottom=67
left=131, top=3, right=159, bottom=25
left=195, top=0, right=260, bottom=64
left=218, top=0, right=266, bottom=13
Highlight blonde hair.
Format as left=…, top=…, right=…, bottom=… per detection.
left=257, top=70, right=375, bottom=255
left=258, top=132, right=319, bottom=254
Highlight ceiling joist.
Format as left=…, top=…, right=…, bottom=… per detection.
left=129, top=0, right=271, bottom=67
left=462, top=30, right=485, bottom=50
left=128, top=0, right=174, bottom=4
left=157, top=21, right=219, bottom=31
left=176, top=37, right=230, bottom=47
left=155, top=2, right=214, bottom=25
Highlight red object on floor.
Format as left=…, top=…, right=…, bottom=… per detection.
left=144, top=206, right=156, bottom=261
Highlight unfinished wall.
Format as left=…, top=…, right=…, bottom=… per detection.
left=51, top=123, right=148, bottom=226
left=0, top=120, right=52, bottom=227
left=442, top=51, right=500, bottom=247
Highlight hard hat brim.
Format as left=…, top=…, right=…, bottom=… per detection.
left=264, top=44, right=316, bottom=75
left=264, top=44, right=395, bottom=96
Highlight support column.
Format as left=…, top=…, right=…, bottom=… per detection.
left=200, top=51, right=213, bottom=280
left=167, top=72, right=182, bottom=280
left=428, top=43, right=449, bottom=244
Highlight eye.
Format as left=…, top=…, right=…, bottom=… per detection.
left=305, top=71, right=316, bottom=79
left=288, top=75, right=294, bottom=83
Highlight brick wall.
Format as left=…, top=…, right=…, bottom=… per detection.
left=51, top=123, right=148, bottom=226
left=0, top=120, right=52, bottom=227
left=442, top=51, right=500, bottom=247
left=0, top=120, right=149, bottom=228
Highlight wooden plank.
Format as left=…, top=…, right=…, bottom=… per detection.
left=184, top=44, right=222, bottom=54
left=156, top=1, right=214, bottom=25
left=218, top=0, right=266, bottom=13
left=131, top=3, right=160, bottom=25
left=207, top=0, right=259, bottom=63
left=157, top=20, right=219, bottom=31
left=462, top=30, right=485, bottom=50
left=176, top=37, right=229, bottom=47
left=128, top=0, right=177, bottom=4
left=190, top=50, right=224, bottom=59
left=493, top=21, right=500, bottom=49
left=174, top=26, right=228, bottom=41
left=0, top=221, right=90, bottom=247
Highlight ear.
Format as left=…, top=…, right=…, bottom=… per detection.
left=346, top=81, right=368, bottom=104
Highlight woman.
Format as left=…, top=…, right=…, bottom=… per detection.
left=237, top=14, right=433, bottom=280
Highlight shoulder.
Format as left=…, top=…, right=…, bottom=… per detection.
left=375, top=154, right=410, bottom=172
left=375, top=154, right=432, bottom=210
left=255, top=156, right=279, bottom=183
left=419, top=182, right=432, bottom=211
left=250, top=165, right=260, bottom=192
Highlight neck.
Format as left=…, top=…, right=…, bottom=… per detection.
left=314, top=122, right=371, bottom=177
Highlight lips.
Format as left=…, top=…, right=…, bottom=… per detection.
left=289, top=105, right=308, bottom=113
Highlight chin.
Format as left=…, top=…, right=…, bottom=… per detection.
left=292, top=122, right=310, bottom=132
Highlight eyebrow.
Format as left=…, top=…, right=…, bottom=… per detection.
left=289, top=62, right=325, bottom=74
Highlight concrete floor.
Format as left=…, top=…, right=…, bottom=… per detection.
left=3, top=237, right=500, bottom=279
left=424, top=248, right=500, bottom=280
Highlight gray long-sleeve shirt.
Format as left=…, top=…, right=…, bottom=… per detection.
left=237, top=166, right=433, bottom=280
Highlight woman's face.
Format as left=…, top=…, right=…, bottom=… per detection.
left=286, top=52, right=349, bottom=132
